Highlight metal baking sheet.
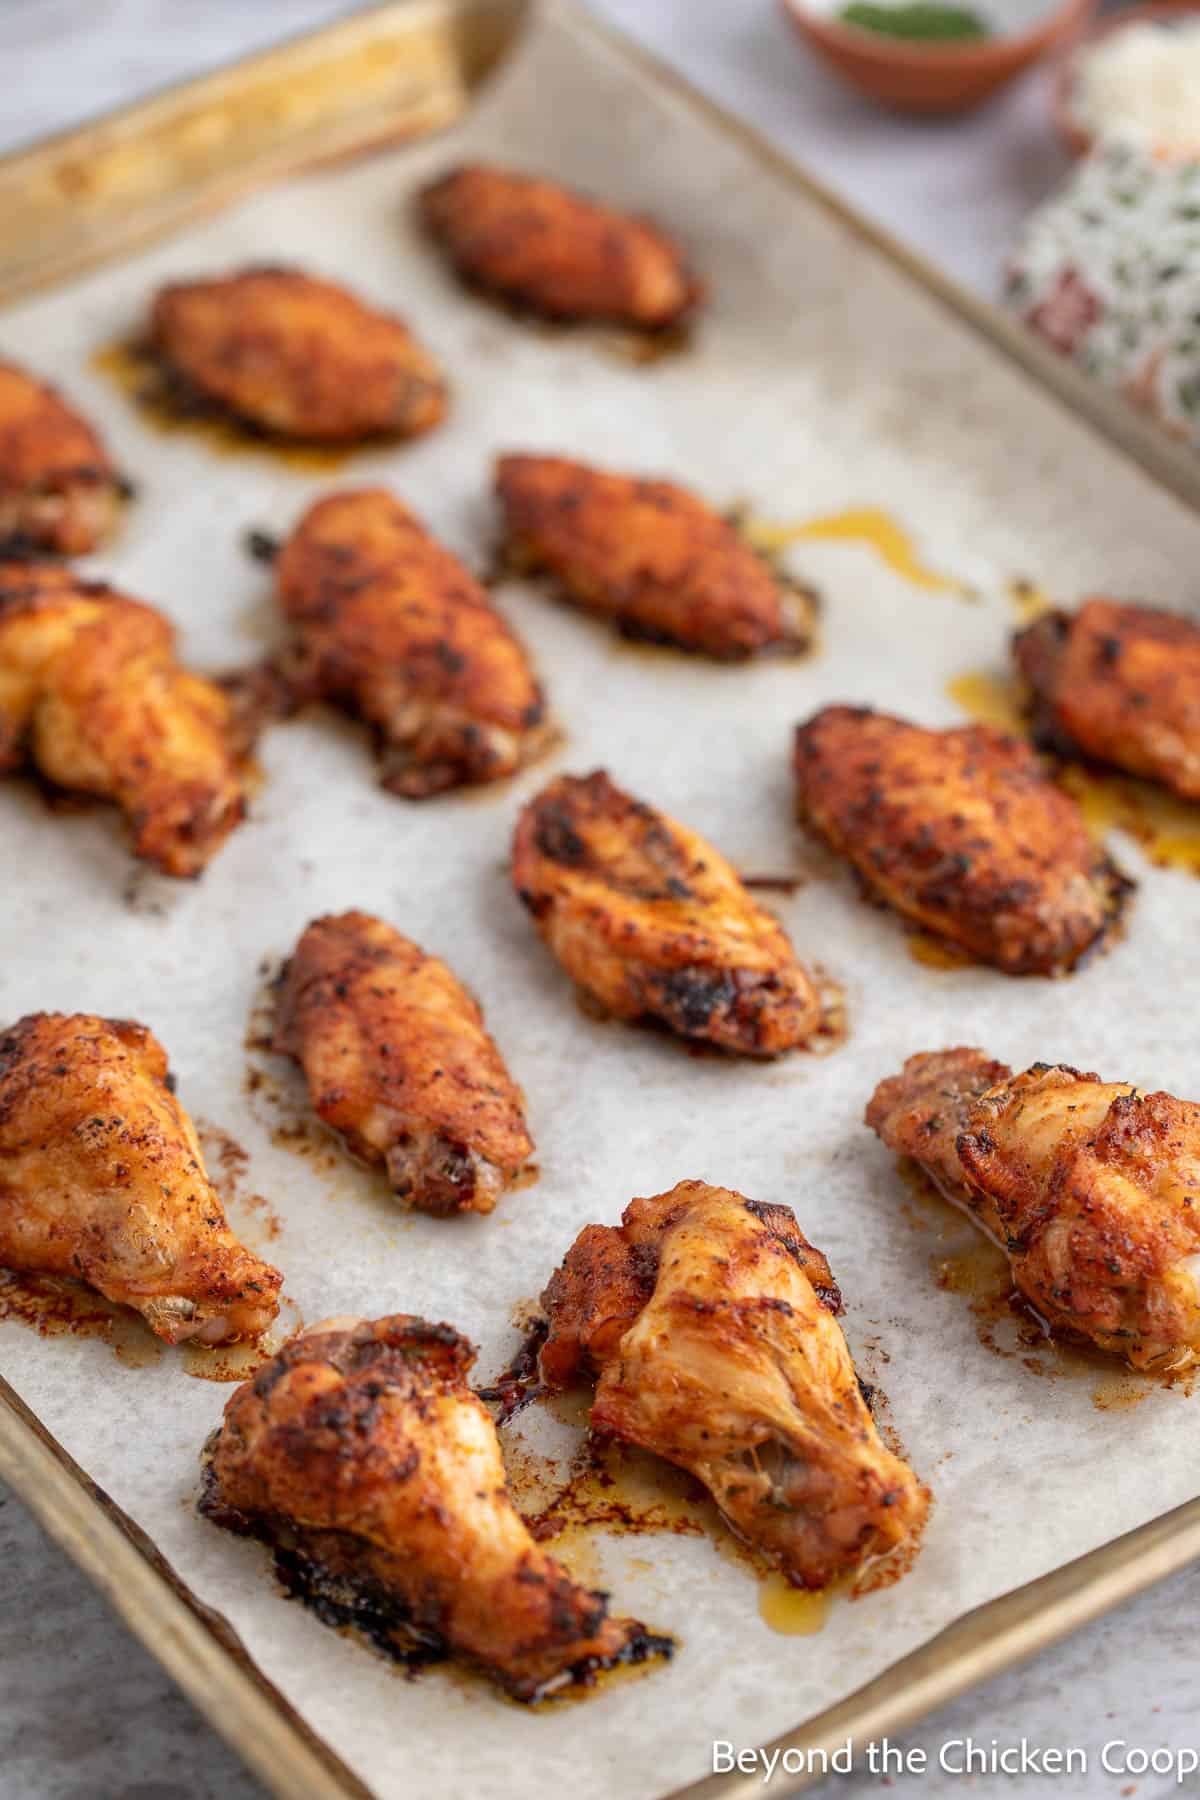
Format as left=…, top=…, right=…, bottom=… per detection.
left=4, top=5, right=1200, bottom=1799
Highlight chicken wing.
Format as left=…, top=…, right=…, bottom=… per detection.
left=149, top=268, right=446, bottom=442
left=538, top=1181, right=928, bottom=1590
left=1016, top=598, right=1200, bottom=801
left=274, top=488, right=552, bottom=797
left=201, top=1314, right=671, bottom=1700
left=0, top=1013, right=281, bottom=1344
left=512, top=770, right=822, bottom=1056
left=419, top=164, right=700, bottom=329
left=0, top=562, right=248, bottom=875
left=866, top=1048, right=1200, bottom=1369
left=495, top=454, right=815, bottom=659
left=793, top=705, right=1130, bottom=974
left=273, top=912, right=532, bottom=1215
left=0, top=360, right=126, bottom=555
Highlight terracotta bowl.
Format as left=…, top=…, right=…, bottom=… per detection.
left=780, top=0, right=1096, bottom=115
left=1053, top=0, right=1200, bottom=157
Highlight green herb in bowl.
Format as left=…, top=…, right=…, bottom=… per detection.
left=838, top=1, right=991, bottom=41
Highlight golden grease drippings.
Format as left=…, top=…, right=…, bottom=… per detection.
left=757, top=1574, right=832, bottom=1636
left=747, top=508, right=969, bottom=596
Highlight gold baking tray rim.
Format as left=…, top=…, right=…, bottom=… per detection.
left=2, top=4, right=1200, bottom=1797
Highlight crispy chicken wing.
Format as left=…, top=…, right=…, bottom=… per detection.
left=149, top=268, right=446, bottom=442
left=275, top=489, right=552, bottom=797
left=495, top=454, right=815, bottom=659
left=0, top=1013, right=281, bottom=1344
left=273, top=912, right=532, bottom=1215
left=793, top=705, right=1130, bottom=974
left=867, top=1048, right=1200, bottom=1369
left=0, top=562, right=247, bottom=875
left=539, top=1181, right=928, bottom=1590
left=512, top=770, right=822, bottom=1056
left=1016, top=598, right=1200, bottom=801
left=0, top=360, right=126, bottom=555
left=202, top=1314, right=670, bottom=1700
left=419, top=164, right=700, bottom=329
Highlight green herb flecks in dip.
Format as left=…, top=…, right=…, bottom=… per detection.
left=838, top=1, right=991, bottom=40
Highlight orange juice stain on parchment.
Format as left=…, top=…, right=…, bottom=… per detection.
left=746, top=509, right=970, bottom=597
left=947, top=671, right=1200, bottom=874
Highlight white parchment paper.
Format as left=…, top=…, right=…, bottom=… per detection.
left=3, top=8, right=1200, bottom=1797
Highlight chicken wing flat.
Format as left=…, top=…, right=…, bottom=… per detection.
left=275, top=489, right=552, bottom=797
left=149, top=268, right=446, bottom=442
left=419, top=164, right=700, bottom=329
left=1016, top=598, right=1200, bottom=801
left=0, top=1013, right=281, bottom=1344
left=495, top=454, right=815, bottom=659
left=202, top=1314, right=670, bottom=1700
left=793, top=705, right=1130, bottom=974
left=867, top=1048, right=1200, bottom=1370
left=539, top=1181, right=928, bottom=1590
left=0, top=562, right=248, bottom=875
left=273, top=912, right=532, bottom=1215
left=512, top=771, right=822, bottom=1056
left=0, top=360, right=126, bottom=555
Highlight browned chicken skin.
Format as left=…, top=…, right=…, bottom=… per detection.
left=793, top=705, right=1130, bottom=974
left=1016, top=598, right=1200, bottom=801
left=0, top=1013, right=281, bottom=1344
left=512, top=771, right=822, bottom=1056
left=420, top=164, right=700, bottom=329
left=149, top=268, right=446, bottom=442
left=0, top=562, right=248, bottom=875
left=202, top=1314, right=671, bottom=1700
left=273, top=912, right=532, bottom=1215
left=867, top=1048, right=1200, bottom=1370
left=539, top=1181, right=928, bottom=1590
left=274, top=489, right=552, bottom=797
left=495, top=454, right=815, bottom=659
left=0, top=360, right=126, bottom=555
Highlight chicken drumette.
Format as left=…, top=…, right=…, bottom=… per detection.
left=793, top=705, right=1130, bottom=974
left=512, top=770, right=823, bottom=1056
left=419, top=164, right=701, bottom=329
left=202, top=1314, right=671, bottom=1700
left=1016, top=597, right=1200, bottom=801
left=867, top=1048, right=1200, bottom=1369
left=0, top=1013, right=281, bottom=1344
left=495, top=454, right=815, bottom=659
left=0, top=562, right=248, bottom=875
left=0, top=359, right=127, bottom=555
left=148, top=268, right=446, bottom=442
left=273, top=912, right=532, bottom=1215
left=538, top=1181, right=928, bottom=1590
left=274, top=488, right=552, bottom=797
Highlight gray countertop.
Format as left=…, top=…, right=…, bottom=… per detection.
left=1, top=4, right=1195, bottom=1798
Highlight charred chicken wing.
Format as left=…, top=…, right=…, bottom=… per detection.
left=273, top=912, right=532, bottom=1215
left=0, top=1013, right=281, bottom=1344
left=867, top=1048, right=1200, bottom=1369
left=149, top=268, right=446, bottom=442
left=1016, top=598, right=1200, bottom=801
left=793, top=705, right=1129, bottom=974
left=512, top=770, right=822, bottom=1056
left=495, top=454, right=815, bottom=659
left=539, top=1181, right=928, bottom=1590
left=0, top=360, right=126, bottom=555
left=419, top=164, right=700, bottom=329
left=275, top=488, right=552, bottom=797
left=0, top=562, right=248, bottom=875
left=202, top=1314, right=670, bottom=1699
